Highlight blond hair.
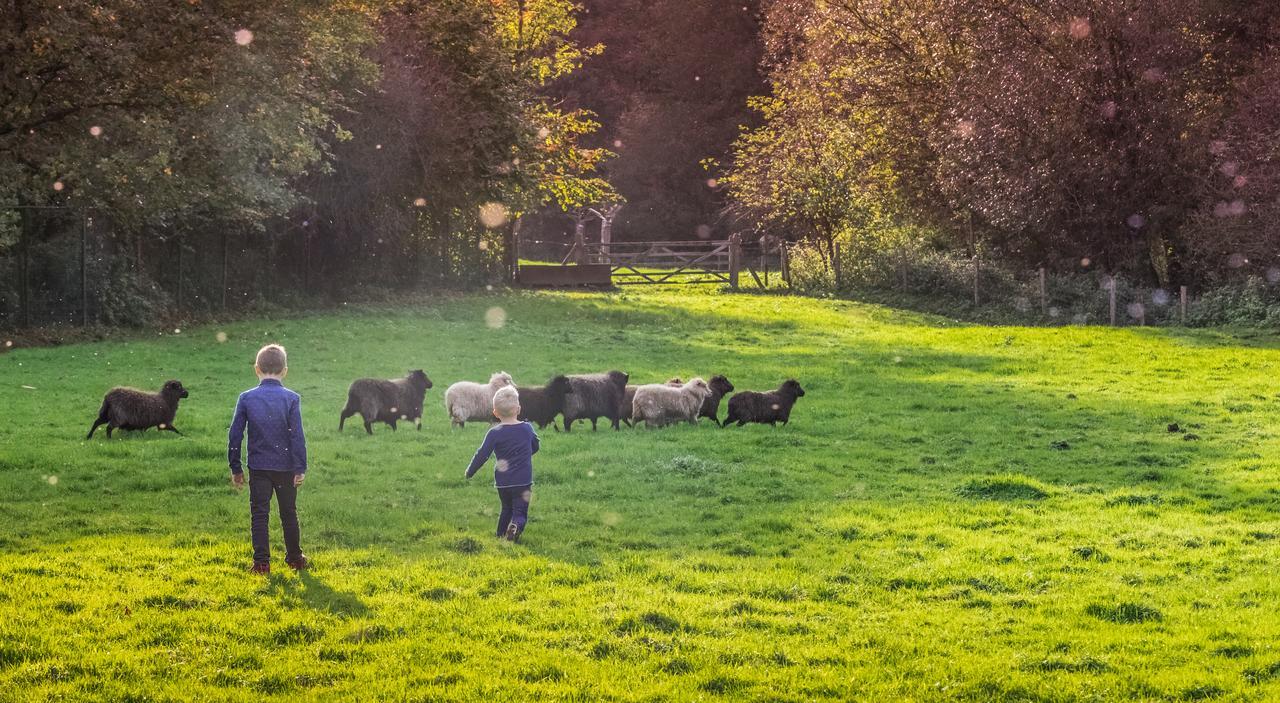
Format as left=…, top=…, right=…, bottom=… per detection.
left=255, top=344, right=287, bottom=375
left=492, top=385, right=520, bottom=418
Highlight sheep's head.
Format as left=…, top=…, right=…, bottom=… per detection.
left=687, top=378, right=712, bottom=399
left=782, top=379, right=805, bottom=397
left=163, top=380, right=189, bottom=400
left=547, top=375, right=574, bottom=395
left=408, top=369, right=433, bottom=390
left=709, top=375, right=734, bottom=395
left=490, top=371, right=514, bottom=387
left=605, top=370, right=630, bottom=388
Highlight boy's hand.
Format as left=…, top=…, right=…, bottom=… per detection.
left=294, top=473, right=306, bottom=488
left=231, top=473, right=245, bottom=490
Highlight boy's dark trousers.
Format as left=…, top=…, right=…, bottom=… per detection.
left=249, top=469, right=302, bottom=565
left=496, top=485, right=531, bottom=537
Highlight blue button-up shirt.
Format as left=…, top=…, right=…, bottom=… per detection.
left=228, top=378, right=307, bottom=475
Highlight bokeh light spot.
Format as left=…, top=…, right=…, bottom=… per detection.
left=1068, top=17, right=1091, bottom=39
left=479, top=202, right=509, bottom=229
left=215, top=331, right=228, bottom=343
left=485, top=307, right=507, bottom=329
left=234, top=29, right=254, bottom=45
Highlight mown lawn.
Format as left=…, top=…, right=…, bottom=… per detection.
left=2, top=288, right=1280, bottom=701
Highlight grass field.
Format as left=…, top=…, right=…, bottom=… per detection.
left=3, top=287, right=1280, bottom=701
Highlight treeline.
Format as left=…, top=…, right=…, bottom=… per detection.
left=0, top=0, right=611, bottom=322
left=723, top=0, right=1280, bottom=288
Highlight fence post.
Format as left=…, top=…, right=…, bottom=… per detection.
left=1109, top=277, right=1117, bottom=326
left=780, top=243, right=791, bottom=288
left=1139, top=290, right=1146, bottom=326
left=221, top=231, right=229, bottom=310
left=1180, top=285, right=1187, bottom=324
left=176, top=238, right=184, bottom=312
left=81, top=212, right=89, bottom=326
left=832, top=242, right=843, bottom=289
left=1039, top=267, right=1047, bottom=315
left=729, top=234, right=742, bottom=289
left=972, top=253, right=980, bottom=306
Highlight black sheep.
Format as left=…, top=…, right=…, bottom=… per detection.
left=723, top=379, right=805, bottom=427
left=698, top=375, right=736, bottom=426
left=562, top=370, right=630, bottom=431
left=339, top=370, right=433, bottom=434
left=87, top=380, right=189, bottom=439
left=516, top=375, right=574, bottom=429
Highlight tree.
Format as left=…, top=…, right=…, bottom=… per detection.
left=731, top=0, right=1280, bottom=285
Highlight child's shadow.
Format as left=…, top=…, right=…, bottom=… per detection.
left=275, top=571, right=370, bottom=617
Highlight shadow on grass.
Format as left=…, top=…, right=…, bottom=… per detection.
left=276, top=571, right=369, bottom=617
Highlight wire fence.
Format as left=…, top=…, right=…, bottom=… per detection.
left=0, top=208, right=1253, bottom=331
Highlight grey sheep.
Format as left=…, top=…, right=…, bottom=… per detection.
left=340, top=370, right=433, bottom=434
left=632, top=378, right=712, bottom=428
left=621, top=378, right=682, bottom=427
left=87, top=380, right=189, bottom=439
left=516, top=375, right=575, bottom=429
left=723, top=379, right=805, bottom=427
left=563, top=370, right=630, bottom=431
left=698, top=375, right=736, bottom=426
left=445, top=372, right=515, bottom=428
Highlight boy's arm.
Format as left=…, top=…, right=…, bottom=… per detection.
left=530, top=425, right=540, bottom=455
left=464, top=431, right=496, bottom=479
left=288, top=395, right=308, bottom=478
left=228, top=396, right=248, bottom=475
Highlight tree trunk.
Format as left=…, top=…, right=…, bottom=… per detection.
left=1146, top=225, right=1171, bottom=288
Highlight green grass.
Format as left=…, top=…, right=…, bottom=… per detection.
left=3, top=287, right=1280, bottom=701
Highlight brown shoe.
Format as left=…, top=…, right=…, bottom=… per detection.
left=286, top=556, right=310, bottom=570
left=250, top=563, right=270, bottom=575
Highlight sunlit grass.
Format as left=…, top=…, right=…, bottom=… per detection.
left=2, top=287, right=1280, bottom=700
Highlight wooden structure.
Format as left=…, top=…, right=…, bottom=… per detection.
left=551, top=234, right=789, bottom=287
left=517, top=263, right=613, bottom=288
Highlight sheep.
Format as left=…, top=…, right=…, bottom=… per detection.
left=516, top=375, right=574, bottom=429
left=632, top=378, right=712, bottom=428
left=339, top=370, right=433, bottom=434
left=621, top=378, right=682, bottom=427
left=562, top=370, right=630, bottom=431
left=445, top=372, right=515, bottom=428
left=86, top=380, right=189, bottom=439
left=723, top=379, right=806, bottom=427
left=698, top=375, right=736, bottom=426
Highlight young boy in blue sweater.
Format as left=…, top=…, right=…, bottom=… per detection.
left=465, top=386, right=539, bottom=541
left=228, top=343, right=309, bottom=574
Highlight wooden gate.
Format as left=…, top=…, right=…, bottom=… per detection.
left=560, top=235, right=790, bottom=287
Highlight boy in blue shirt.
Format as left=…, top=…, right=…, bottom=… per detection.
left=228, top=344, right=309, bottom=573
left=465, top=386, right=539, bottom=541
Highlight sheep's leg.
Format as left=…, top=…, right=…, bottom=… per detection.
left=339, top=408, right=355, bottom=431
left=562, top=418, right=573, bottom=433
left=590, top=418, right=598, bottom=431
left=106, top=425, right=115, bottom=438
left=415, top=417, right=422, bottom=431
left=165, top=425, right=184, bottom=436
left=388, top=419, right=398, bottom=431
left=364, top=419, right=374, bottom=435
left=87, top=419, right=107, bottom=439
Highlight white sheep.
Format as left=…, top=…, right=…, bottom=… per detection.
left=631, top=378, right=712, bottom=428
left=444, top=371, right=515, bottom=428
